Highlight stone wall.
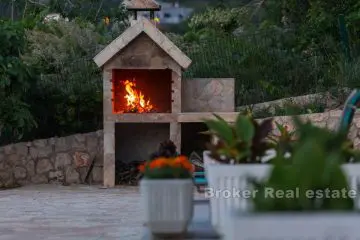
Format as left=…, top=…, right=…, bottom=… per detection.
left=270, top=110, right=360, bottom=148
left=0, top=131, right=103, bottom=188
left=1, top=110, right=360, bottom=187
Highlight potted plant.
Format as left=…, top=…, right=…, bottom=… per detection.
left=222, top=117, right=360, bottom=239
left=264, top=121, right=297, bottom=161
left=139, top=154, right=194, bottom=237
left=203, top=113, right=275, bottom=233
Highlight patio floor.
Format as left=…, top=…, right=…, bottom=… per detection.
left=0, top=184, right=207, bottom=240
left=0, top=185, right=145, bottom=240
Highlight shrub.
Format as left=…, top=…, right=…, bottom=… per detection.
left=0, top=20, right=37, bottom=143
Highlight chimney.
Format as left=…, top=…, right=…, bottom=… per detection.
left=124, top=0, right=161, bottom=26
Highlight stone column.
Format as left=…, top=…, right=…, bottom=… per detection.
left=103, top=69, right=115, bottom=188
left=171, top=68, right=182, bottom=152
left=170, top=122, right=181, bottom=153
left=171, top=68, right=181, bottom=113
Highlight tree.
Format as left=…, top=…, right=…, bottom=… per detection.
left=0, top=20, right=37, bottom=143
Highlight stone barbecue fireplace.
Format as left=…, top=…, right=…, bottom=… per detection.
left=93, top=2, right=236, bottom=187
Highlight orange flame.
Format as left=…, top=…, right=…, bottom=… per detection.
left=122, top=79, right=154, bottom=113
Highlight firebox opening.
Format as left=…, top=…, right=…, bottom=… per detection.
left=181, top=123, right=210, bottom=168
left=115, top=123, right=170, bottom=185
left=112, top=69, right=172, bottom=114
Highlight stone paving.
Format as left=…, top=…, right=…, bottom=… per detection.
left=0, top=185, right=145, bottom=240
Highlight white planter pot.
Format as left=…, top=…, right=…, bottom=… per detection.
left=140, top=179, right=193, bottom=235
left=203, top=148, right=278, bottom=174
left=203, top=151, right=220, bottom=177
left=206, top=164, right=271, bottom=235
left=219, top=163, right=360, bottom=239
left=223, top=211, right=360, bottom=240
left=342, top=163, right=360, bottom=208
left=205, top=160, right=360, bottom=235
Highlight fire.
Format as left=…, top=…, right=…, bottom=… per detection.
left=122, top=79, right=154, bottom=113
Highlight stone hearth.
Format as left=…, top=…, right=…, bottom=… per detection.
left=93, top=16, right=236, bottom=187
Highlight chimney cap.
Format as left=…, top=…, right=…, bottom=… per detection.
left=124, top=0, right=161, bottom=11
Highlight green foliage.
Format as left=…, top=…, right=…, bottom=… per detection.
left=0, top=2, right=130, bottom=144
left=204, top=113, right=273, bottom=163
left=172, top=0, right=360, bottom=106
left=188, top=7, right=245, bottom=33
left=267, top=121, right=296, bottom=155
left=181, top=32, right=334, bottom=105
left=249, top=118, right=355, bottom=211
left=0, top=20, right=37, bottom=142
left=250, top=101, right=327, bottom=119
left=19, top=20, right=114, bottom=139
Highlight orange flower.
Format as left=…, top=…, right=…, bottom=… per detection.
left=175, top=155, right=188, bottom=163
left=149, top=157, right=168, bottom=169
left=145, top=156, right=194, bottom=173
left=138, top=163, right=145, bottom=172
left=174, top=156, right=194, bottom=172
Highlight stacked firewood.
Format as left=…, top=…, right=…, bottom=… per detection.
left=116, top=140, right=188, bottom=185
left=115, top=160, right=144, bottom=185
left=116, top=141, right=204, bottom=185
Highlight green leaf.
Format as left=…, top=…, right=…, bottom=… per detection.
left=204, top=118, right=234, bottom=145
left=235, top=114, right=255, bottom=142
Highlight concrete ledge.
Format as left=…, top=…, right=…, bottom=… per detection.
left=106, top=113, right=177, bottom=123
left=177, top=112, right=238, bottom=123
left=105, top=112, right=239, bottom=123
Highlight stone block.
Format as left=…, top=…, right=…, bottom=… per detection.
left=349, top=127, right=358, bottom=140
left=0, top=153, right=4, bottom=167
left=31, top=174, right=48, bottom=184
left=55, top=153, right=72, bottom=169
left=3, top=144, right=14, bottom=155
left=96, top=130, right=104, bottom=137
left=329, top=110, right=341, bottom=117
left=354, top=138, right=360, bottom=148
left=92, top=166, right=103, bottom=183
left=30, top=145, right=52, bottom=159
left=25, top=160, right=35, bottom=177
left=326, top=120, right=338, bottom=130
left=33, top=139, right=48, bottom=148
left=182, top=78, right=235, bottom=112
left=0, top=171, right=11, bottom=182
left=65, top=167, right=80, bottom=184
left=86, top=133, right=99, bottom=151
left=77, top=167, right=88, bottom=182
left=94, top=155, right=103, bottom=166
left=14, top=142, right=29, bottom=157
left=37, top=146, right=53, bottom=158
left=73, top=152, right=90, bottom=168
left=308, top=113, right=326, bottom=122
left=14, top=166, right=27, bottom=180
left=55, top=136, right=71, bottom=152
left=103, top=153, right=115, bottom=187
left=104, top=133, right=115, bottom=154
left=49, top=170, right=64, bottom=182
left=71, top=134, right=86, bottom=149
left=5, top=154, right=20, bottom=166
left=74, top=134, right=86, bottom=143
left=354, top=118, right=360, bottom=128
left=36, top=158, right=53, bottom=174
